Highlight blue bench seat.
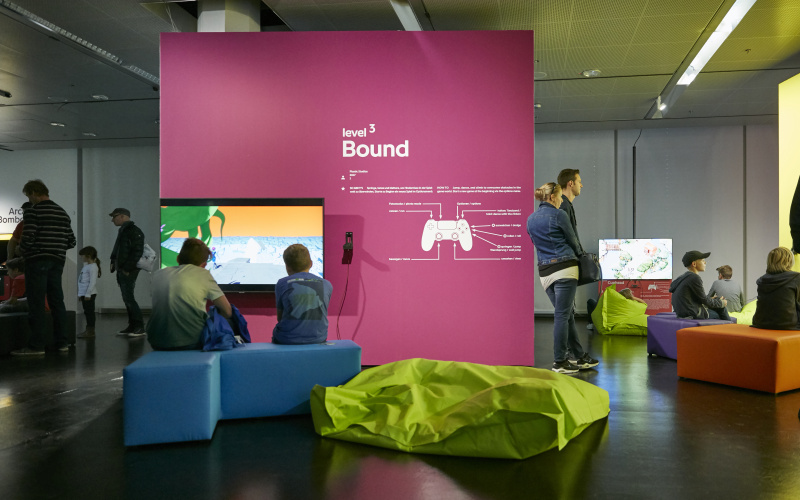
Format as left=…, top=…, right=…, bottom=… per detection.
left=123, top=340, right=361, bottom=446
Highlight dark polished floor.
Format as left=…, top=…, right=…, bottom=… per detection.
left=2, top=314, right=800, bottom=499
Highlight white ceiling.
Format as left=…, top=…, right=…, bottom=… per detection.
left=0, top=0, right=798, bottom=150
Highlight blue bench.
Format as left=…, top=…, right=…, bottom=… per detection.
left=123, top=340, right=361, bottom=446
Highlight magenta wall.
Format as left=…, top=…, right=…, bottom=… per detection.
left=161, top=31, right=535, bottom=365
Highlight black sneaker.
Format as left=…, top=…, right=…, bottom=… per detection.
left=118, top=325, right=135, bottom=335
left=572, top=353, right=599, bottom=370
left=128, top=327, right=147, bottom=338
left=552, top=360, right=580, bottom=374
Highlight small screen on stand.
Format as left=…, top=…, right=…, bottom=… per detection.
left=159, top=198, right=324, bottom=292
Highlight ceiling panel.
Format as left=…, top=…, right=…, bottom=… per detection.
left=640, top=0, right=721, bottom=17
left=559, top=95, right=610, bottom=110
left=621, top=42, right=694, bottom=68
left=604, top=92, right=664, bottom=109
left=563, top=45, right=632, bottom=75
left=557, top=108, right=606, bottom=122
left=567, top=20, right=639, bottom=49
left=611, top=75, right=671, bottom=94
left=731, top=5, right=800, bottom=39
left=571, top=0, right=649, bottom=22
left=0, top=0, right=798, bottom=149
left=600, top=107, right=651, bottom=121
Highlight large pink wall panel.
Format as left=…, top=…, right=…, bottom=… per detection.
left=161, top=31, right=534, bottom=365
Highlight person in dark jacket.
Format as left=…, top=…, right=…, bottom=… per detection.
left=753, top=247, right=800, bottom=330
left=527, top=181, right=599, bottom=374
left=109, top=208, right=146, bottom=336
left=557, top=168, right=585, bottom=255
left=669, top=250, right=730, bottom=320
left=12, top=180, right=76, bottom=356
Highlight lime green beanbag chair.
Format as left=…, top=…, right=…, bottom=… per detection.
left=310, top=358, right=610, bottom=459
left=590, top=284, right=649, bottom=336
left=730, top=299, right=757, bottom=326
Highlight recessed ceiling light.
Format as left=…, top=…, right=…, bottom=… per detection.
left=534, top=103, right=542, bottom=109
left=91, top=94, right=109, bottom=100
left=580, top=69, right=601, bottom=78
left=534, top=71, right=547, bottom=80
left=82, top=132, right=97, bottom=137
left=50, top=122, right=65, bottom=127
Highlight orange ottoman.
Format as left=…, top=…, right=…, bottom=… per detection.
left=677, top=324, right=800, bottom=393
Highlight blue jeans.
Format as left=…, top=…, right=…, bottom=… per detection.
left=117, top=269, right=143, bottom=328
left=545, top=278, right=585, bottom=363
left=25, top=258, right=69, bottom=350
left=707, top=307, right=731, bottom=321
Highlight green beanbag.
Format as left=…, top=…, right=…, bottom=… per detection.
left=310, top=358, right=610, bottom=459
left=730, top=299, right=757, bottom=326
left=591, top=284, right=648, bottom=336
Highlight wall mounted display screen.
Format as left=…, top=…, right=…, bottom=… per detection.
left=159, top=198, right=324, bottom=292
left=0, top=233, right=11, bottom=265
left=598, top=238, right=672, bottom=280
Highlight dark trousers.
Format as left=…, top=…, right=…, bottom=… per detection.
left=587, top=298, right=598, bottom=324
left=117, top=269, right=143, bottom=328
left=707, top=307, right=731, bottom=321
left=26, top=258, right=68, bottom=350
left=81, top=294, right=97, bottom=327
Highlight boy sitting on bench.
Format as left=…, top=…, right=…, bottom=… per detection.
left=670, top=250, right=730, bottom=320
left=272, top=244, right=332, bottom=345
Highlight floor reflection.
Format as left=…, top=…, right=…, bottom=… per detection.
left=3, top=314, right=800, bottom=499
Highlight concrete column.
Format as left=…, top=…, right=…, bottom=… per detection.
left=198, top=0, right=261, bottom=32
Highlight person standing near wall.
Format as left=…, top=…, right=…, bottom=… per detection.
left=558, top=168, right=595, bottom=337
left=109, top=208, right=145, bottom=336
left=527, top=181, right=599, bottom=374
left=557, top=169, right=585, bottom=255
left=12, top=179, right=76, bottom=356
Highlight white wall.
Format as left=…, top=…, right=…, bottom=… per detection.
left=0, top=146, right=161, bottom=315
left=533, top=130, right=616, bottom=313
left=534, top=124, right=779, bottom=313
left=0, top=150, right=79, bottom=310
left=3, top=126, right=778, bottom=317
left=82, top=146, right=160, bottom=312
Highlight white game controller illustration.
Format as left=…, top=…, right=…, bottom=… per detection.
left=648, top=284, right=658, bottom=290
left=421, top=219, right=473, bottom=251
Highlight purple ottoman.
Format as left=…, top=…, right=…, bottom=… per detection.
left=647, top=314, right=736, bottom=360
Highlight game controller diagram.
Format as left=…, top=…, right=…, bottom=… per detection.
left=421, top=219, right=472, bottom=251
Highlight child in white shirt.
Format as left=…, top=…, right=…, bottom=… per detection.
left=78, top=246, right=101, bottom=338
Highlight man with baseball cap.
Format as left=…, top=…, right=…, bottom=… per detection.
left=110, top=207, right=146, bottom=336
left=669, top=250, right=730, bottom=320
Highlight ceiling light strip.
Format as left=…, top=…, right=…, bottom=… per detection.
left=650, top=0, right=758, bottom=119
left=0, top=0, right=160, bottom=89
left=676, top=0, right=758, bottom=86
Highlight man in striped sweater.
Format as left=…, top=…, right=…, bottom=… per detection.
left=12, top=179, right=76, bottom=356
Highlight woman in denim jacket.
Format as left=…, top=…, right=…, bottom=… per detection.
left=527, top=182, right=599, bottom=374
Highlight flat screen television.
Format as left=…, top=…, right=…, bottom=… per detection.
left=159, top=198, right=324, bottom=292
left=598, top=238, right=672, bottom=280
